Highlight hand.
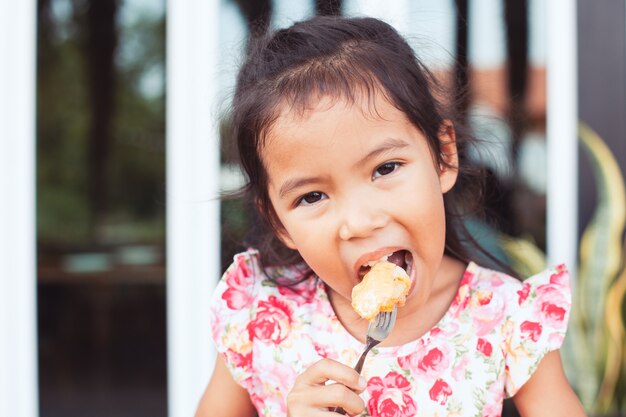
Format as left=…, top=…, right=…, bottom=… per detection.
left=287, top=358, right=367, bottom=416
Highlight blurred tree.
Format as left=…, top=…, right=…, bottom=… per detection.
left=80, top=0, right=120, bottom=239
left=232, top=0, right=272, bottom=39
left=315, top=0, right=342, bottom=16
left=454, top=0, right=469, bottom=121
left=504, top=0, right=528, bottom=160
left=37, top=0, right=92, bottom=243
left=501, top=0, right=529, bottom=239
left=37, top=0, right=166, bottom=245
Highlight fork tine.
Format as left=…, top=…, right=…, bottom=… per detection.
left=375, top=311, right=387, bottom=329
left=382, top=306, right=397, bottom=330
left=379, top=312, right=387, bottom=328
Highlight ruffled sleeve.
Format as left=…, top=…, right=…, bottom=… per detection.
left=504, top=264, right=571, bottom=396
left=208, top=250, right=261, bottom=387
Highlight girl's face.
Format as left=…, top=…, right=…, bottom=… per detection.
left=262, top=92, right=458, bottom=319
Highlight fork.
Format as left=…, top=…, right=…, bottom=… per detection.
left=332, top=305, right=398, bottom=415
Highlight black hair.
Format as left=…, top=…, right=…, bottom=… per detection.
left=227, top=15, right=510, bottom=281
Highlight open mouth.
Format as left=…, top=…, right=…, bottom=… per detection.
left=358, top=250, right=413, bottom=280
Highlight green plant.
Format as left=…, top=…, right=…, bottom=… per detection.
left=500, top=123, right=626, bottom=414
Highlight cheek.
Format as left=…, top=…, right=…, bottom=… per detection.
left=400, top=187, right=446, bottom=231
left=279, top=216, right=331, bottom=254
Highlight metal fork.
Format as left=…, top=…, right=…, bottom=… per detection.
left=332, top=305, right=398, bottom=415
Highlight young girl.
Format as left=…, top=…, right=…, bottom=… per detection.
left=196, top=16, right=586, bottom=417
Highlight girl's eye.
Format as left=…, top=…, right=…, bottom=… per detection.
left=297, top=191, right=327, bottom=206
left=373, top=162, right=401, bottom=179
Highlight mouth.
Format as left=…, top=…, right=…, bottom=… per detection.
left=358, top=250, right=413, bottom=280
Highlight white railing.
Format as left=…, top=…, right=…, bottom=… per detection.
left=546, top=0, right=578, bottom=278
left=0, top=1, right=39, bottom=417
left=166, top=0, right=221, bottom=416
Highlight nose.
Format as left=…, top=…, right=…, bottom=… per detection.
left=338, top=196, right=388, bottom=241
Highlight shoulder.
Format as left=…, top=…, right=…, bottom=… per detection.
left=456, top=262, right=525, bottom=320
left=465, top=262, right=570, bottom=309
left=457, top=262, right=571, bottom=337
left=208, top=249, right=320, bottom=387
left=465, top=262, right=523, bottom=292
left=213, top=249, right=264, bottom=312
left=210, top=248, right=320, bottom=319
left=470, top=263, right=572, bottom=396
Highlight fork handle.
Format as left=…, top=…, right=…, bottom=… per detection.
left=331, top=341, right=379, bottom=415
left=353, top=340, right=377, bottom=374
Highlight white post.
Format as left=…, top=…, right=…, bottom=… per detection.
left=546, top=0, right=578, bottom=277
left=166, top=1, right=221, bottom=416
left=348, top=0, right=411, bottom=35
left=0, top=1, right=39, bottom=417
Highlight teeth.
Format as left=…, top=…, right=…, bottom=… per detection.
left=363, top=253, right=393, bottom=267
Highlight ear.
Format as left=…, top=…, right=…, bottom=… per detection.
left=437, top=121, right=459, bottom=194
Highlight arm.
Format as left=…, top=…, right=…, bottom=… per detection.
left=512, top=350, right=587, bottom=417
left=196, top=356, right=365, bottom=417
left=195, top=355, right=257, bottom=417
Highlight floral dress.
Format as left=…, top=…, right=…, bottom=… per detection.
left=209, top=249, right=571, bottom=417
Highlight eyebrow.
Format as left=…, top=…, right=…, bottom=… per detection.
left=278, top=176, right=323, bottom=199
left=354, top=137, right=410, bottom=168
left=277, top=137, right=410, bottom=199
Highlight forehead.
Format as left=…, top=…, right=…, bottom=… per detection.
left=259, top=92, right=423, bottom=177
left=275, top=85, right=393, bottom=124
left=262, top=91, right=408, bottom=154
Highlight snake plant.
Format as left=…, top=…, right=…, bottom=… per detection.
left=500, top=122, right=626, bottom=414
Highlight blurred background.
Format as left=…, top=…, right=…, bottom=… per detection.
left=2, top=0, right=625, bottom=416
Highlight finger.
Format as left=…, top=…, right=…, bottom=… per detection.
left=288, top=383, right=366, bottom=416
left=298, top=358, right=367, bottom=392
left=320, top=383, right=366, bottom=415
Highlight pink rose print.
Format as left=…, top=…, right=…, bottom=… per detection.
left=430, top=327, right=442, bottom=337
left=548, top=332, right=565, bottom=347
left=471, top=289, right=505, bottom=336
left=535, top=284, right=568, bottom=328
left=367, top=372, right=417, bottom=417
left=517, top=283, right=530, bottom=305
left=483, top=380, right=505, bottom=417
left=224, top=349, right=252, bottom=370
left=419, top=347, right=447, bottom=374
left=249, top=392, right=265, bottom=415
left=520, top=321, right=542, bottom=342
left=477, top=338, right=493, bottom=357
left=542, top=302, right=566, bottom=325
left=398, top=342, right=450, bottom=379
left=313, top=341, right=333, bottom=358
left=449, top=272, right=472, bottom=315
left=482, top=403, right=502, bottom=417
left=209, top=309, right=223, bottom=343
left=451, top=353, right=470, bottom=381
left=278, top=282, right=317, bottom=306
left=222, top=258, right=255, bottom=310
left=255, top=360, right=295, bottom=414
left=429, top=322, right=459, bottom=339
left=247, top=295, right=292, bottom=344
left=550, top=266, right=569, bottom=286
left=429, top=379, right=452, bottom=405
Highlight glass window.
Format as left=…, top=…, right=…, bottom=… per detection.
left=36, top=1, right=167, bottom=415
